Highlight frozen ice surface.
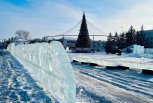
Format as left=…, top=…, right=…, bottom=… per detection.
left=7, top=41, right=76, bottom=103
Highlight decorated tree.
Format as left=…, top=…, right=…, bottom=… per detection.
left=75, top=13, right=91, bottom=48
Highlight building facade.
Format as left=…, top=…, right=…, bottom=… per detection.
left=12, top=38, right=29, bottom=45
left=91, top=40, right=105, bottom=51
left=57, top=37, right=105, bottom=51
left=143, top=30, right=153, bottom=48
left=57, top=37, right=77, bottom=49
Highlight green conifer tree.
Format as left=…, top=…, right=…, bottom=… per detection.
left=126, top=25, right=137, bottom=46
left=118, top=32, right=127, bottom=49
left=105, top=33, right=113, bottom=53
left=76, top=13, right=91, bottom=48
left=137, top=25, right=145, bottom=46
left=114, top=32, right=119, bottom=47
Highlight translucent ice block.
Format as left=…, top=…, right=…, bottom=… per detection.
left=7, top=41, right=76, bottom=103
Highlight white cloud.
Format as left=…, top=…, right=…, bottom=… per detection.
left=1, top=0, right=153, bottom=41
left=0, top=0, right=82, bottom=39
left=84, top=0, right=153, bottom=38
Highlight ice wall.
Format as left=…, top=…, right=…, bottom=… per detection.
left=7, top=41, right=76, bottom=103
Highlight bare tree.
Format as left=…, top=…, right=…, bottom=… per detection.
left=15, top=30, right=30, bottom=40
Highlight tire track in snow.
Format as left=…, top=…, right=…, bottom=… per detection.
left=72, top=62, right=153, bottom=102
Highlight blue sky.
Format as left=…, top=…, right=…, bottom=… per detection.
left=1, top=0, right=153, bottom=40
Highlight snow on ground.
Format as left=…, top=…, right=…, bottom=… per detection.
left=69, top=53, right=153, bottom=71
left=1, top=51, right=153, bottom=103
left=69, top=52, right=153, bottom=63
left=73, top=62, right=153, bottom=103
left=0, top=51, right=58, bottom=103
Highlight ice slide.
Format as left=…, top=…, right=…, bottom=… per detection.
left=7, top=41, right=76, bottom=103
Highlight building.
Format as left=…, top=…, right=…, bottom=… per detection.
left=91, top=40, right=105, bottom=51
left=143, top=30, right=153, bottom=48
left=12, top=38, right=29, bottom=45
left=57, top=37, right=77, bottom=49
left=56, top=37, right=105, bottom=51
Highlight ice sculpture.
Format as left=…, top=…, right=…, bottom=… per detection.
left=133, top=45, right=144, bottom=56
left=7, top=41, right=76, bottom=103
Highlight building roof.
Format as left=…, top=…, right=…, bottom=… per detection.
left=144, top=29, right=153, bottom=36
left=58, top=37, right=77, bottom=41
left=13, top=38, right=28, bottom=42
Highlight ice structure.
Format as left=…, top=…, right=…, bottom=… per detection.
left=133, top=45, right=144, bottom=56
left=7, top=41, right=76, bottom=103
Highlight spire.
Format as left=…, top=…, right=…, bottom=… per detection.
left=75, top=13, right=91, bottom=48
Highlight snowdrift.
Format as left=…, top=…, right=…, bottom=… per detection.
left=7, top=41, right=76, bottom=103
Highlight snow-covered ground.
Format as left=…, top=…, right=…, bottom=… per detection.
left=1, top=51, right=153, bottom=103
left=0, top=52, right=58, bottom=103
left=69, top=53, right=153, bottom=71
left=73, top=62, right=153, bottom=103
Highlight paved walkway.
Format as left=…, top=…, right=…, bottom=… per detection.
left=0, top=51, right=57, bottom=103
